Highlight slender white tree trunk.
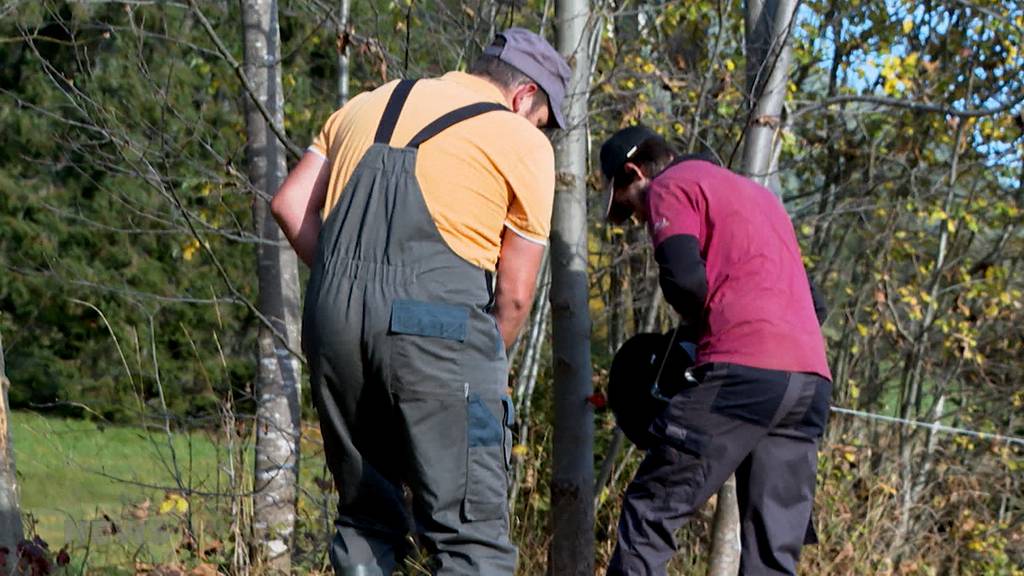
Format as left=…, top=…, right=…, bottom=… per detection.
left=548, top=0, right=595, bottom=572
left=0, top=330, right=23, bottom=576
left=740, top=0, right=798, bottom=184
left=242, top=1, right=303, bottom=571
left=708, top=2, right=799, bottom=575
left=337, top=0, right=350, bottom=108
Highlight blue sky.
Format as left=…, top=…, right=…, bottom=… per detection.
left=794, top=0, right=1022, bottom=180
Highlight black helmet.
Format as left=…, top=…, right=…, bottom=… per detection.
left=608, top=330, right=697, bottom=449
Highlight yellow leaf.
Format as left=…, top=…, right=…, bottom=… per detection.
left=512, top=444, right=528, bottom=458
left=160, top=493, right=188, bottom=515
left=878, top=482, right=897, bottom=495
left=182, top=238, right=200, bottom=262
left=724, top=58, right=735, bottom=72
left=902, top=18, right=914, bottom=34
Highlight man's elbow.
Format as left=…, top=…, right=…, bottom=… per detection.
left=660, top=274, right=706, bottom=325
left=270, top=193, right=307, bottom=238
left=507, top=288, right=535, bottom=316
left=269, top=193, right=288, bottom=228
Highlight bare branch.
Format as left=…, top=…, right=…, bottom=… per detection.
left=186, top=0, right=304, bottom=160
left=790, top=92, right=1024, bottom=121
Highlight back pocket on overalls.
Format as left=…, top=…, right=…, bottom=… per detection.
left=463, top=393, right=508, bottom=521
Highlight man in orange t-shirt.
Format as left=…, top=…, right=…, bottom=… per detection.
left=272, top=29, right=569, bottom=575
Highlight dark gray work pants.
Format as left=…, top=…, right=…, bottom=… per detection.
left=608, top=363, right=831, bottom=576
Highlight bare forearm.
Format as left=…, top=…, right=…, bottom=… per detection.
left=493, top=288, right=534, bottom=349
left=492, top=230, right=546, bottom=349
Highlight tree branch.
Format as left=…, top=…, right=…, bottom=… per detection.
left=186, top=0, right=304, bottom=160
left=790, top=92, right=1024, bottom=121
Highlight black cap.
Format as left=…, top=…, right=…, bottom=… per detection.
left=600, top=124, right=658, bottom=221
left=599, top=124, right=658, bottom=182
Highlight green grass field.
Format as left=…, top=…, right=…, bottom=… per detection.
left=10, top=411, right=331, bottom=572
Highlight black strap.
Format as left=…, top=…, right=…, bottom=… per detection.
left=374, top=79, right=417, bottom=145
left=484, top=270, right=495, bottom=311
left=406, top=102, right=508, bottom=148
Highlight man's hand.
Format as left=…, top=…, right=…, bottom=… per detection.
left=493, top=228, right=546, bottom=349
left=270, top=151, right=330, bottom=266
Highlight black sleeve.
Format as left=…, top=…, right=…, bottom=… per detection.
left=654, top=234, right=707, bottom=328
left=807, top=272, right=828, bottom=326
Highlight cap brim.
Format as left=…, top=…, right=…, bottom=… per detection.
left=605, top=181, right=638, bottom=224
left=551, top=103, right=566, bottom=130
left=603, top=180, right=615, bottom=221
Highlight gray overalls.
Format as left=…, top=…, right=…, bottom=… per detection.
left=303, top=80, right=517, bottom=576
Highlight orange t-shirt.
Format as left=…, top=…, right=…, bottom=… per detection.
left=308, top=72, right=555, bottom=271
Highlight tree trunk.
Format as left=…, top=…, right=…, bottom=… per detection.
left=0, top=330, right=23, bottom=576
left=336, top=0, right=350, bottom=108
left=242, top=0, right=303, bottom=571
left=707, top=2, right=800, bottom=574
left=707, top=476, right=742, bottom=576
left=740, top=0, right=798, bottom=184
left=509, top=263, right=551, bottom=511
left=548, top=0, right=595, bottom=573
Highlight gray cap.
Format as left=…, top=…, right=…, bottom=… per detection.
left=484, top=28, right=572, bottom=129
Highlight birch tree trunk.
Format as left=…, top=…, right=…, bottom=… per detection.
left=740, top=0, right=798, bottom=184
left=336, top=0, right=350, bottom=108
left=242, top=1, right=303, bottom=571
left=708, top=1, right=799, bottom=574
left=548, top=0, right=595, bottom=572
left=0, top=330, right=23, bottom=576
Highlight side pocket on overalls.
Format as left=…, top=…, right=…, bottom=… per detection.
left=463, top=393, right=507, bottom=521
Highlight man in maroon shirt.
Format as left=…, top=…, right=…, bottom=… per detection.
left=600, top=125, right=832, bottom=576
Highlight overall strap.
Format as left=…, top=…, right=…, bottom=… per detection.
left=406, top=102, right=509, bottom=148
left=374, top=79, right=417, bottom=145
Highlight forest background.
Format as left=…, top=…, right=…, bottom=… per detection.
left=0, top=0, right=1022, bottom=574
